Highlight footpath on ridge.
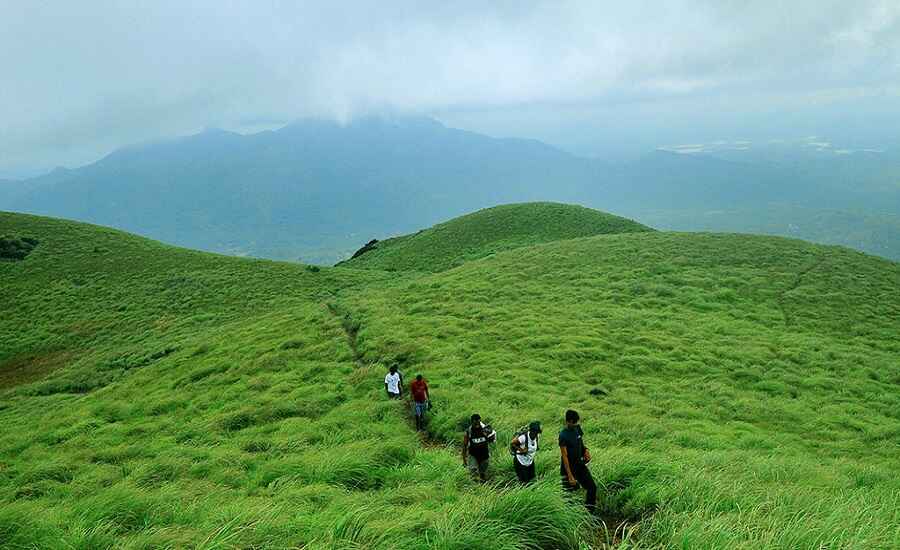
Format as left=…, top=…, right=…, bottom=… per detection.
left=324, top=298, right=639, bottom=548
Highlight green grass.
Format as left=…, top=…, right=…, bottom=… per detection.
left=0, top=211, right=590, bottom=549
left=341, top=231, right=900, bottom=548
left=1, top=205, right=899, bottom=549
left=337, top=202, right=652, bottom=272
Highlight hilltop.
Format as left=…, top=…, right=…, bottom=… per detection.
left=337, top=202, right=652, bottom=272
left=1, top=208, right=899, bottom=549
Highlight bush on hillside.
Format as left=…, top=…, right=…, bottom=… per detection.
left=348, top=239, right=379, bottom=259
left=0, top=235, right=38, bottom=261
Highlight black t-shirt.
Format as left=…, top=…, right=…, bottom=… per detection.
left=558, top=425, right=585, bottom=474
left=467, top=424, right=493, bottom=461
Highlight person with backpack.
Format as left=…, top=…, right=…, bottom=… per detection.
left=462, top=413, right=496, bottom=482
left=409, top=374, right=430, bottom=430
left=559, top=409, right=596, bottom=513
left=510, top=421, right=542, bottom=483
left=384, top=365, right=403, bottom=399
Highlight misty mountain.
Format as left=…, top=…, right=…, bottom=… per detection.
left=1, top=175, right=51, bottom=206
left=2, top=118, right=599, bottom=262
left=2, top=116, right=898, bottom=263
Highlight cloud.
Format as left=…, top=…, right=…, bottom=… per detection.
left=660, top=144, right=710, bottom=154
left=660, top=140, right=755, bottom=154
left=662, top=136, right=890, bottom=157
left=1, top=0, right=899, bottom=173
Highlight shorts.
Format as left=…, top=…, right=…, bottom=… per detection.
left=387, top=391, right=401, bottom=399
left=467, top=455, right=489, bottom=476
left=413, top=401, right=427, bottom=417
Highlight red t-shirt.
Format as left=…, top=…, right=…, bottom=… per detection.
left=410, top=379, right=428, bottom=402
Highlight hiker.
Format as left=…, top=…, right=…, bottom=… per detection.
left=462, top=414, right=496, bottom=482
left=559, top=409, right=596, bottom=513
left=409, top=374, right=430, bottom=431
left=510, top=421, right=542, bottom=483
left=384, top=365, right=403, bottom=399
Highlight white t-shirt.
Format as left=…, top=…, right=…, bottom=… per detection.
left=384, top=372, right=401, bottom=394
left=514, top=433, right=539, bottom=466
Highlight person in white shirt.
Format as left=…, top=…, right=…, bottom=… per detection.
left=384, top=365, right=402, bottom=399
left=511, top=421, right=542, bottom=483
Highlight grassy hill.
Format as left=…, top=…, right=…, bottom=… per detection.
left=0, top=212, right=587, bottom=549
left=342, top=231, right=900, bottom=548
left=1, top=207, right=899, bottom=549
left=337, top=202, right=652, bottom=272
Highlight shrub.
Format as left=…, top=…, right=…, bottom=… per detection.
left=0, top=235, right=38, bottom=261
left=241, top=440, right=273, bottom=453
left=17, top=463, right=75, bottom=485
left=221, top=411, right=256, bottom=432
left=135, top=461, right=181, bottom=487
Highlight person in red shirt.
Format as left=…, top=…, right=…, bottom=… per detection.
left=410, top=374, right=430, bottom=431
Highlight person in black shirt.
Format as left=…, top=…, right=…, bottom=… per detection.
left=462, top=413, right=496, bottom=482
left=559, top=409, right=596, bottom=513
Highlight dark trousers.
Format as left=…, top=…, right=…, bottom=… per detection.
left=563, top=466, right=597, bottom=512
left=514, top=459, right=535, bottom=483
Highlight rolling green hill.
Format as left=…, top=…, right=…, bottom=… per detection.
left=1, top=206, right=899, bottom=549
left=342, top=231, right=900, bottom=548
left=337, top=202, right=652, bottom=272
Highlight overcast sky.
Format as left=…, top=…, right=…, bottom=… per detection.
left=2, top=1, right=899, bottom=176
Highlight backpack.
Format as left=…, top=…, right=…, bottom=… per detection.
left=509, top=426, right=535, bottom=456
left=468, top=423, right=495, bottom=452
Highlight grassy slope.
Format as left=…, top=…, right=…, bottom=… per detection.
left=0, top=213, right=384, bottom=390
left=0, top=213, right=587, bottom=549
left=342, top=232, right=900, bottom=548
left=337, top=202, right=652, bottom=272
left=2, top=209, right=899, bottom=549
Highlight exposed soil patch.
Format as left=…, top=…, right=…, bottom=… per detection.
left=326, top=302, right=364, bottom=364
left=0, top=350, right=74, bottom=389
left=594, top=504, right=641, bottom=546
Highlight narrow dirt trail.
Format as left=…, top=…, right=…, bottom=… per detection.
left=777, top=254, right=825, bottom=326
left=325, top=300, right=450, bottom=448
left=325, top=299, right=639, bottom=548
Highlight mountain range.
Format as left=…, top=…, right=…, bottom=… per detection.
left=2, top=116, right=898, bottom=263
